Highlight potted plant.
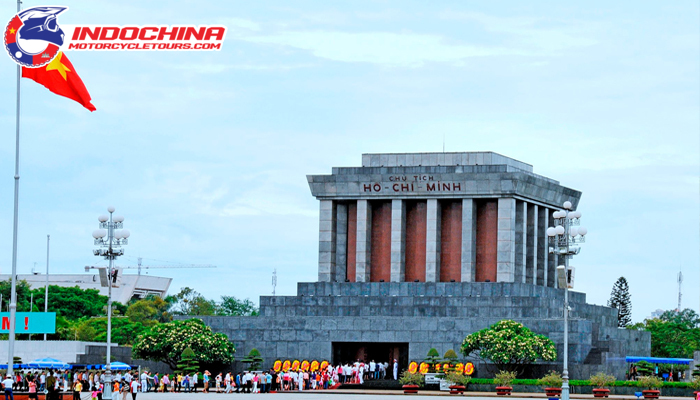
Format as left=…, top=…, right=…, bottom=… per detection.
left=636, top=375, right=662, bottom=399
left=538, top=370, right=563, bottom=397
left=494, top=370, right=516, bottom=395
left=444, top=371, right=471, bottom=394
left=589, top=372, right=615, bottom=398
left=399, top=370, right=424, bottom=394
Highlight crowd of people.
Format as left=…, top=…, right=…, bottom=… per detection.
left=0, top=358, right=400, bottom=398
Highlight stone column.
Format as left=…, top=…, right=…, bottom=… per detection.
left=460, top=199, right=477, bottom=282
left=390, top=199, right=406, bottom=282
left=496, top=198, right=516, bottom=282
left=547, top=208, right=557, bottom=287
left=335, top=203, right=348, bottom=283
left=318, top=200, right=336, bottom=282
left=526, top=203, right=538, bottom=285
left=515, top=201, right=527, bottom=284
left=355, top=200, right=372, bottom=282
left=540, top=207, right=550, bottom=287
left=425, top=199, right=441, bottom=282
left=537, top=205, right=547, bottom=286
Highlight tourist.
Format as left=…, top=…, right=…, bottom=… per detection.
left=266, top=371, right=272, bottom=393
left=129, top=379, right=139, bottom=400
left=26, top=377, right=37, bottom=400
left=192, top=371, right=198, bottom=393
left=111, top=381, right=119, bottom=400
left=393, top=359, right=398, bottom=380
left=252, top=373, right=258, bottom=394
left=215, top=373, right=221, bottom=393
left=72, top=380, right=82, bottom=400
left=203, top=370, right=210, bottom=393
left=245, top=371, right=253, bottom=393
left=161, top=374, right=169, bottom=393
left=120, top=379, right=129, bottom=400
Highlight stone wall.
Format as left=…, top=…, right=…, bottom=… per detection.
left=194, top=282, right=650, bottom=379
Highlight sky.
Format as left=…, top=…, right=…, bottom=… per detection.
left=0, top=1, right=698, bottom=323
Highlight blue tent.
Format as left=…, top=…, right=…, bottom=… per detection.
left=0, top=364, right=28, bottom=369
left=625, top=356, right=693, bottom=365
left=27, top=358, right=71, bottom=369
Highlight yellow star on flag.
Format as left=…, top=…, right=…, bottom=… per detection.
left=46, top=52, right=71, bottom=80
left=9, top=28, right=15, bottom=34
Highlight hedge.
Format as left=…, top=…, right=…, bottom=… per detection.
left=466, top=379, right=693, bottom=388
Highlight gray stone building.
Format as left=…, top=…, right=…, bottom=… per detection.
left=200, top=152, right=649, bottom=378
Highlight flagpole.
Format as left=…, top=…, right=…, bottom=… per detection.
left=7, top=0, right=22, bottom=377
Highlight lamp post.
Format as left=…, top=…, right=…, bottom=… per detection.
left=546, top=201, right=587, bottom=400
left=91, top=206, right=130, bottom=397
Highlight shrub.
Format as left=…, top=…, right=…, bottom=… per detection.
left=444, top=371, right=471, bottom=387
left=690, top=377, right=700, bottom=390
left=538, top=370, right=563, bottom=388
left=589, top=372, right=615, bottom=388
left=461, top=320, right=556, bottom=374
left=494, top=370, right=516, bottom=387
left=399, top=371, right=425, bottom=387
left=637, top=376, right=663, bottom=390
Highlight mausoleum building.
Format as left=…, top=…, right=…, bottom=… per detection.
left=199, top=152, right=650, bottom=378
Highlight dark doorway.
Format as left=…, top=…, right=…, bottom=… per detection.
left=332, top=342, right=409, bottom=373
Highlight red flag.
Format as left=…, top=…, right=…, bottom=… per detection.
left=21, top=52, right=96, bottom=111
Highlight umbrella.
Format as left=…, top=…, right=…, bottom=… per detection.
left=107, top=362, right=131, bottom=371
left=27, top=358, right=71, bottom=369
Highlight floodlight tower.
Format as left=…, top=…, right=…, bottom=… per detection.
left=546, top=201, right=587, bottom=400
left=91, top=206, right=130, bottom=397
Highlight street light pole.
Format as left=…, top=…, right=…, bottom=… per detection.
left=91, top=206, right=129, bottom=397
left=547, top=201, right=587, bottom=400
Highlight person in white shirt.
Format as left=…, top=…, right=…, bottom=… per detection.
left=393, top=359, right=398, bottom=380
left=130, top=380, right=140, bottom=400
left=2, top=374, right=14, bottom=399
left=140, top=372, right=148, bottom=393
left=215, top=373, right=222, bottom=393
left=224, top=373, right=232, bottom=393
left=369, top=361, right=376, bottom=380
left=244, top=372, right=253, bottom=393
left=191, top=373, right=198, bottom=393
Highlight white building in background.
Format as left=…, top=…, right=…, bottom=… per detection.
left=0, top=273, right=171, bottom=304
left=649, top=309, right=665, bottom=319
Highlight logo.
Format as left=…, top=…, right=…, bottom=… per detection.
left=4, top=6, right=66, bottom=68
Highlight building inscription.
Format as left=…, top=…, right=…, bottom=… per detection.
left=362, top=175, right=463, bottom=193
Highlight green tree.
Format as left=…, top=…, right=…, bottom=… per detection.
left=461, top=320, right=557, bottom=375
left=126, top=296, right=172, bottom=326
left=177, top=347, right=199, bottom=375
left=607, top=277, right=632, bottom=327
left=217, top=296, right=259, bottom=316
left=30, top=284, right=109, bottom=320
left=133, top=318, right=235, bottom=370
left=629, top=309, right=700, bottom=358
left=0, top=279, right=34, bottom=312
left=81, top=316, right=148, bottom=346
left=169, top=287, right=217, bottom=316
left=241, top=348, right=263, bottom=371
left=76, top=321, right=97, bottom=341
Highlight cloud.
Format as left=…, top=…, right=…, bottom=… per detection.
left=168, top=63, right=314, bottom=74
left=238, top=31, right=519, bottom=67
left=439, top=11, right=599, bottom=52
